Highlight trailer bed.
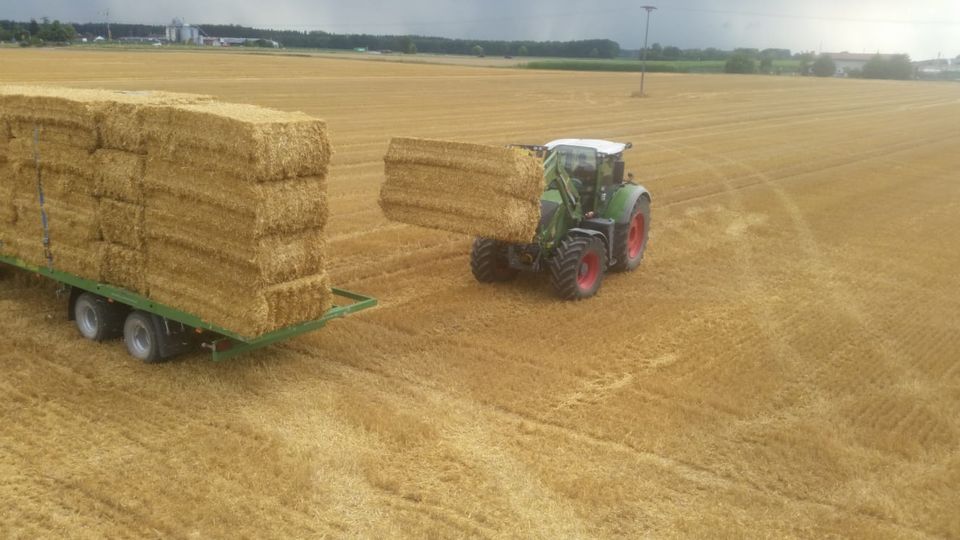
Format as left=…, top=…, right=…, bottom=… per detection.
left=0, top=253, right=377, bottom=361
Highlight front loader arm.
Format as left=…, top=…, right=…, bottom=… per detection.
left=543, top=152, right=582, bottom=220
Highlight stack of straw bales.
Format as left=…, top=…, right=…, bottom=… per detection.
left=379, top=138, right=543, bottom=243
left=0, top=86, right=333, bottom=338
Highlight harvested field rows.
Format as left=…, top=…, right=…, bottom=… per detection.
left=1, top=49, right=958, bottom=538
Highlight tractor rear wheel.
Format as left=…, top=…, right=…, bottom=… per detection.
left=549, top=236, right=607, bottom=300
left=471, top=238, right=519, bottom=282
left=611, top=197, right=650, bottom=271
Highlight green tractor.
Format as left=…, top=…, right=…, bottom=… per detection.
left=471, top=139, right=651, bottom=299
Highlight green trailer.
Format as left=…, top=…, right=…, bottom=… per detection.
left=0, top=254, right=377, bottom=363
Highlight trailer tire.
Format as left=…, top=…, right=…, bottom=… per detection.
left=124, top=311, right=164, bottom=363
left=74, top=292, right=124, bottom=342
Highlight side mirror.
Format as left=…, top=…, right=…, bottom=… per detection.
left=613, top=160, right=625, bottom=183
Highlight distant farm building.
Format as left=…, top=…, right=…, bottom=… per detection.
left=165, top=18, right=202, bottom=46
left=826, top=52, right=895, bottom=75
left=202, top=37, right=280, bottom=48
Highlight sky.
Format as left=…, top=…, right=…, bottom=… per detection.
left=2, top=0, right=958, bottom=59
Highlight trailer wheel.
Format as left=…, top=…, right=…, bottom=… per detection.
left=124, top=311, right=164, bottom=363
left=74, top=292, right=124, bottom=342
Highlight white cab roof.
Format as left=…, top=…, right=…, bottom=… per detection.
left=545, top=139, right=630, bottom=155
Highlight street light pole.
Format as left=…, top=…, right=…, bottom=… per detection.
left=639, top=5, right=657, bottom=97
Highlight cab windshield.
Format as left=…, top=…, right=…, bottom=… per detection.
left=550, top=145, right=598, bottom=178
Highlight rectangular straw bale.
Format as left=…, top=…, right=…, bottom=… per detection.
left=0, top=163, right=15, bottom=225
left=0, top=86, right=99, bottom=127
left=380, top=138, right=543, bottom=243
left=94, top=150, right=145, bottom=203
left=144, top=164, right=328, bottom=234
left=100, top=198, right=144, bottom=249
left=146, top=227, right=326, bottom=286
left=142, top=102, right=332, bottom=181
left=13, top=195, right=100, bottom=247
left=146, top=269, right=332, bottom=338
left=101, top=244, right=147, bottom=294
left=6, top=121, right=98, bottom=151
left=7, top=137, right=95, bottom=180
left=6, top=225, right=102, bottom=277
left=92, top=91, right=213, bottom=152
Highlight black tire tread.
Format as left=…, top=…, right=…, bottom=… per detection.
left=611, top=197, right=651, bottom=272
left=75, top=292, right=124, bottom=342
left=471, top=238, right=518, bottom=282
left=549, top=236, right=607, bottom=300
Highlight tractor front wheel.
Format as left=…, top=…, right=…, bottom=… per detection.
left=549, top=236, right=607, bottom=300
left=471, top=238, right=519, bottom=283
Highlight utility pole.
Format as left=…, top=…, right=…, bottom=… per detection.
left=639, top=5, right=657, bottom=97
left=103, top=9, right=111, bottom=41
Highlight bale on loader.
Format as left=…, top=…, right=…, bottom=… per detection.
left=379, top=137, right=543, bottom=243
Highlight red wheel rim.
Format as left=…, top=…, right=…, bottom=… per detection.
left=577, top=251, right=600, bottom=290
left=627, top=213, right=645, bottom=259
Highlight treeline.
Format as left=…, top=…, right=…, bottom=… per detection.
left=4, top=19, right=620, bottom=59
left=0, top=19, right=78, bottom=44
left=197, top=24, right=620, bottom=58
left=622, top=44, right=793, bottom=62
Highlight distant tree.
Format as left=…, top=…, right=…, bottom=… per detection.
left=759, top=57, right=773, bottom=74
left=811, top=54, right=836, bottom=77
left=662, top=45, right=681, bottom=59
left=887, top=54, right=913, bottom=79
left=400, top=36, right=416, bottom=54
left=863, top=53, right=913, bottom=80
left=27, top=18, right=39, bottom=37
left=0, top=27, right=12, bottom=42
left=517, top=45, right=528, bottom=56
left=471, top=44, right=483, bottom=56
left=649, top=42, right=662, bottom=60
left=589, top=47, right=600, bottom=58
left=724, top=53, right=756, bottom=74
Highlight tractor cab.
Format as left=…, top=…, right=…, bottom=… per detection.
left=544, top=139, right=632, bottom=213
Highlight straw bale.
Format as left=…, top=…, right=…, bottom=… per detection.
left=262, top=273, right=333, bottom=330
left=0, top=163, right=15, bottom=225
left=9, top=167, right=99, bottom=203
left=6, top=121, right=98, bottom=152
left=0, top=85, right=99, bottom=125
left=384, top=138, right=544, bottom=199
left=5, top=227, right=102, bottom=277
left=6, top=137, right=95, bottom=181
left=380, top=138, right=543, bottom=243
left=13, top=195, right=100, bottom=247
left=94, top=150, right=145, bottom=203
left=0, top=120, right=10, bottom=156
left=146, top=267, right=332, bottom=338
left=146, top=228, right=326, bottom=286
left=0, top=85, right=215, bottom=152
left=142, top=102, right=332, bottom=181
left=101, top=244, right=147, bottom=294
left=100, top=199, right=144, bottom=249
left=93, top=91, right=213, bottom=152
left=144, top=163, right=328, bottom=234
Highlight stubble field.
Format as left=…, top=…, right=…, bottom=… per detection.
left=1, top=49, right=958, bottom=538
